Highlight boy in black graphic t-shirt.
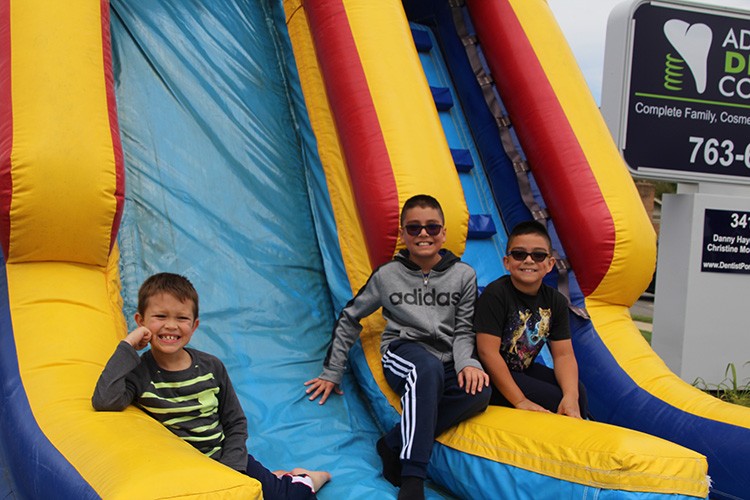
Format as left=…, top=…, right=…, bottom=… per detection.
left=474, top=221, right=588, bottom=418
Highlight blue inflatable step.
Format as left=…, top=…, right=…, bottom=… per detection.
left=468, top=214, right=497, bottom=239
left=450, top=148, right=474, bottom=173
left=411, top=28, right=433, bottom=52
left=430, top=86, right=453, bottom=111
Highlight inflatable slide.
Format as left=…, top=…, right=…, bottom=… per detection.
left=0, top=0, right=748, bottom=498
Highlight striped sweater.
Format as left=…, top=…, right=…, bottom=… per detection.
left=92, top=342, right=248, bottom=471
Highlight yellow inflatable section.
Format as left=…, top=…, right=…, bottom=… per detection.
left=0, top=1, right=260, bottom=498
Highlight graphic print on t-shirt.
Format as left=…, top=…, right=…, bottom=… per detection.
left=502, top=307, right=551, bottom=371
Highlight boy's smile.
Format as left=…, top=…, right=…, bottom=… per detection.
left=503, top=233, right=555, bottom=295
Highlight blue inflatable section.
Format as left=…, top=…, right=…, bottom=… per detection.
left=409, top=23, right=508, bottom=287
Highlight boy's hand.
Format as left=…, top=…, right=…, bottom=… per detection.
left=514, top=398, right=551, bottom=413
left=457, top=366, right=490, bottom=395
left=124, top=326, right=152, bottom=350
left=304, top=377, right=343, bottom=405
left=557, top=395, right=582, bottom=418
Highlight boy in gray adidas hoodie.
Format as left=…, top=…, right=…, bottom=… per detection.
left=305, top=195, right=490, bottom=500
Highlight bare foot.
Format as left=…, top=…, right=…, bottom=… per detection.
left=290, top=468, right=331, bottom=492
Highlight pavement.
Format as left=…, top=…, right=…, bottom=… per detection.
left=629, top=292, right=654, bottom=333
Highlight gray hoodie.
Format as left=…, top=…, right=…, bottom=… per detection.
left=320, top=249, right=481, bottom=385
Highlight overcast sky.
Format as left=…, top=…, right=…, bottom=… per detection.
left=547, top=0, right=749, bottom=103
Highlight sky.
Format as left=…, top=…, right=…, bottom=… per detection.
left=547, top=0, right=749, bottom=104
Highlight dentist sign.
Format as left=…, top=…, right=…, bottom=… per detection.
left=602, top=1, right=750, bottom=184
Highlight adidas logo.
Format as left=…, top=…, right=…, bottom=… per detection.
left=389, top=289, right=461, bottom=306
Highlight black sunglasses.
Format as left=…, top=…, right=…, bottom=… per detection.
left=404, top=223, right=443, bottom=236
left=507, top=250, right=550, bottom=263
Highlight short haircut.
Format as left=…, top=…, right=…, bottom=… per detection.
left=400, top=194, right=444, bottom=225
left=506, top=220, right=552, bottom=252
left=137, top=272, right=199, bottom=319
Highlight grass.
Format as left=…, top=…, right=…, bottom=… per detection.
left=638, top=330, right=652, bottom=344
left=631, top=314, right=652, bottom=344
left=693, top=362, right=750, bottom=407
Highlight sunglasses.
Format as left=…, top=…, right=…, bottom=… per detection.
left=403, top=223, right=443, bottom=237
left=507, top=250, right=550, bottom=263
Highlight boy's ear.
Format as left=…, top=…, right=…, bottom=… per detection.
left=134, top=312, right=144, bottom=326
left=545, top=255, right=556, bottom=274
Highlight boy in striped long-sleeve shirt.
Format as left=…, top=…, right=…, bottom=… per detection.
left=93, top=272, right=330, bottom=499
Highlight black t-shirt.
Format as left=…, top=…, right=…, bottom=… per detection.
left=473, top=275, right=570, bottom=371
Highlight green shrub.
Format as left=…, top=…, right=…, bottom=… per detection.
left=693, top=362, right=750, bottom=407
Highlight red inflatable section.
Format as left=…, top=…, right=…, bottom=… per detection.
left=100, top=0, right=125, bottom=253
left=467, top=0, right=616, bottom=295
left=0, top=0, right=11, bottom=258
left=305, top=0, right=400, bottom=268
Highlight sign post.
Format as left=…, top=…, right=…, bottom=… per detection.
left=602, top=0, right=750, bottom=385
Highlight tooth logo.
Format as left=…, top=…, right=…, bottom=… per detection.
left=663, top=19, right=712, bottom=94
